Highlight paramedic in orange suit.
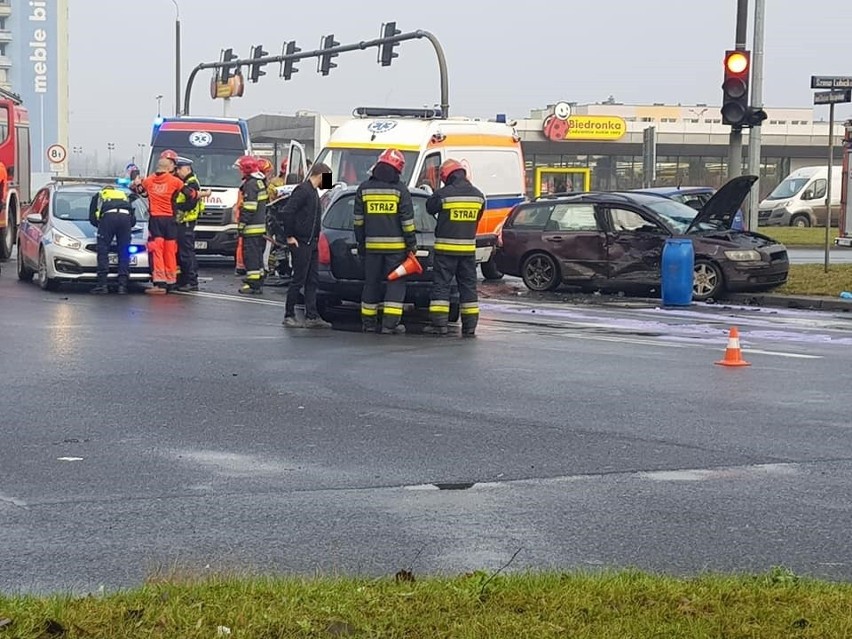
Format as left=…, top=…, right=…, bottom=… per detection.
left=138, top=158, right=187, bottom=294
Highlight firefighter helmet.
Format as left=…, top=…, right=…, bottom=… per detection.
left=235, top=155, right=260, bottom=176
left=439, top=159, right=465, bottom=183
left=376, top=148, right=405, bottom=173
left=256, top=157, right=274, bottom=177
left=159, top=149, right=178, bottom=162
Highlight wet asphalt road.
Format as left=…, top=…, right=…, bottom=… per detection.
left=2, top=263, right=852, bottom=594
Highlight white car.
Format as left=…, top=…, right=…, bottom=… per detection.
left=16, top=181, right=151, bottom=290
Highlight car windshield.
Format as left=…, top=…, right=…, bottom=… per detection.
left=766, top=177, right=810, bottom=200
left=313, top=147, right=419, bottom=187
left=53, top=189, right=149, bottom=223
left=322, top=192, right=436, bottom=232
left=148, top=148, right=242, bottom=188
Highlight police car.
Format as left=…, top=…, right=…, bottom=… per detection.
left=16, top=178, right=151, bottom=291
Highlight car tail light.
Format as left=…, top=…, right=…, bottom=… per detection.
left=318, top=232, right=331, bottom=265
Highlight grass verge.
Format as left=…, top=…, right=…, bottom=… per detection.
left=2, top=569, right=852, bottom=638
left=779, top=264, right=852, bottom=296
left=758, top=226, right=839, bottom=247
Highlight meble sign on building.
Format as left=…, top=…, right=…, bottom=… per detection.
left=541, top=101, right=627, bottom=142
left=10, top=0, right=70, bottom=173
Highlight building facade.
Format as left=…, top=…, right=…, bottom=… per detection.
left=7, top=0, right=70, bottom=174
left=249, top=101, right=847, bottom=199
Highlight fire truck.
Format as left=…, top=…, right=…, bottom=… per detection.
left=836, top=119, right=852, bottom=248
left=0, top=88, right=31, bottom=261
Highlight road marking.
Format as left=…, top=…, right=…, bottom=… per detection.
left=174, top=290, right=287, bottom=307
left=746, top=349, right=822, bottom=359
left=57, top=457, right=84, bottom=462
left=0, top=492, right=28, bottom=507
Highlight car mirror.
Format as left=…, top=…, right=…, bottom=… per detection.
left=418, top=184, right=434, bottom=195
left=26, top=213, right=44, bottom=224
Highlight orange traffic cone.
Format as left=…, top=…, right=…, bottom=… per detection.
left=388, top=252, right=423, bottom=281
left=715, top=327, right=751, bottom=367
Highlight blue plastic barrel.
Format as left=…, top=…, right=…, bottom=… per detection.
left=661, top=238, right=695, bottom=306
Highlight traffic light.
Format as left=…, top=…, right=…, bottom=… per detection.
left=378, top=21, right=401, bottom=67
left=318, top=34, right=339, bottom=76
left=249, top=45, right=268, bottom=83
left=220, top=48, right=239, bottom=83
left=281, top=41, right=300, bottom=81
left=721, top=49, right=751, bottom=127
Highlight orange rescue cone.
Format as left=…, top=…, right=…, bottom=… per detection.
left=715, top=326, right=751, bottom=367
left=388, top=252, right=423, bottom=281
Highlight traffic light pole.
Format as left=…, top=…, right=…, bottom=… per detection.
left=183, top=29, right=449, bottom=118
left=728, top=0, right=749, bottom=180
left=745, top=0, right=765, bottom=231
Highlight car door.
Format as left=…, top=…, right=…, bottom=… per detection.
left=542, top=202, right=608, bottom=282
left=20, top=187, right=50, bottom=268
left=601, top=204, right=669, bottom=286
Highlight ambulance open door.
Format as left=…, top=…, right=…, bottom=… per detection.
left=287, top=140, right=309, bottom=183
left=534, top=168, right=591, bottom=198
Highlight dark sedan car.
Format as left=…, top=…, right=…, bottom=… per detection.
left=495, top=175, right=789, bottom=301
left=316, top=185, right=460, bottom=321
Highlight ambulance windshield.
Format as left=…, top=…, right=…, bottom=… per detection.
left=314, top=147, right=418, bottom=186
left=148, top=148, right=243, bottom=189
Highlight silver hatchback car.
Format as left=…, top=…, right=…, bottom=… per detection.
left=16, top=180, right=151, bottom=290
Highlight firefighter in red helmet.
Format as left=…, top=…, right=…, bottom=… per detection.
left=424, top=159, right=486, bottom=337
left=159, top=149, right=178, bottom=175
left=354, top=148, right=417, bottom=335
left=234, top=155, right=269, bottom=294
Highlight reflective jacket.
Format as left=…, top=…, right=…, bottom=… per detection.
left=89, top=187, right=135, bottom=227
left=238, top=173, right=269, bottom=236
left=175, top=173, right=204, bottom=224
left=354, top=166, right=417, bottom=254
left=426, top=173, right=485, bottom=256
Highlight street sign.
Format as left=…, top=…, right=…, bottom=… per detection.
left=811, top=76, right=852, bottom=89
left=46, top=144, right=67, bottom=164
left=814, top=90, right=852, bottom=105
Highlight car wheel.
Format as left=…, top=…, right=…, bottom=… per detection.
left=693, top=260, right=724, bottom=301
left=480, top=258, right=504, bottom=281
left=17, top=243, right=34, bottom=282
left=38, top=248, right=60, bottom=291
left=0, top=214, right=14, bottom=262
left=521, top=252, right=560, bottom=292
left=790, top=214, right=811, bottom=228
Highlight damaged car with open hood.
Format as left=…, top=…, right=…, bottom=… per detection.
left=494, top=175, right=789, bottom=301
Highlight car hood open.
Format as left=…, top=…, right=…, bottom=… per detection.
left=686, top=175, right=757, bottom=234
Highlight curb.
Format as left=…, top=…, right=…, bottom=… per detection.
left=727, top=293, right=852, bottom=312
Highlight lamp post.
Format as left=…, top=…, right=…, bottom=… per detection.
left=171, top=0, right=181, bottom=116
left=72, top=146, right=83, bottom=176
left=156, top=94, right=163, bottom=118
left=107, top=142, right=115, bottom=174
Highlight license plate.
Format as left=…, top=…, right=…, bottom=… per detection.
left=195, top=241, right=208, bottom=250
left=109, top=255, right=138, bottom=266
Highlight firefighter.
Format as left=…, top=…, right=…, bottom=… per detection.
left=354, top=148, right=417, bottom=335
left=88, top=184, right=137, bottom=295
left=424, top=159, right=486, bottom=337
left=174, top=156, right=203, bottom=292
left=139, top=158, right=186, bottom=294
left=235, top=155, right=269, bottom=295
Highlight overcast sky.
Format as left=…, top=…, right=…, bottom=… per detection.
left=68, top=0, right=852, bottom=162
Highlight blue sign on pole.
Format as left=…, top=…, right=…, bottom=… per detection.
left=9, top=0, right=70, bottom=173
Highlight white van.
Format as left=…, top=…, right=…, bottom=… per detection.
left=758, top=166, right=842, bottom=228
left=313, top=108, right=526, bottom=279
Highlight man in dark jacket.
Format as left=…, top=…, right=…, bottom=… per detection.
left=424, top=159, right=486, bottom=337
left=88, top=185, right=138, bottom=295
left=354, top=149, right=417, bottom=335
left=280, top=162, right=333, bottom=328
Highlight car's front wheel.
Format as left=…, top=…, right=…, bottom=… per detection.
left=693, top=260, right=724, bottom=301
left=521, top=252, right=561, bottom=292
left=790, top=213, right=811, bottom=228
left=17, top=243, right=34, bottom=282
left=38, top=248, right=60, bottom=291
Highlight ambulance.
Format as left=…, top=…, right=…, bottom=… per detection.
left=313, top=107, right=526, bottom=279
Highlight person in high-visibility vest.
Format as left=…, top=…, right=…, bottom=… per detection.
left=88, top=185, right=137, bottom=295
left=235, top=156, right=269, bottom=294
left=174, top=156, right=207, bottom=292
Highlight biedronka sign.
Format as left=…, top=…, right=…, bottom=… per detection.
left=542, top=102, right=626, bottom=142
